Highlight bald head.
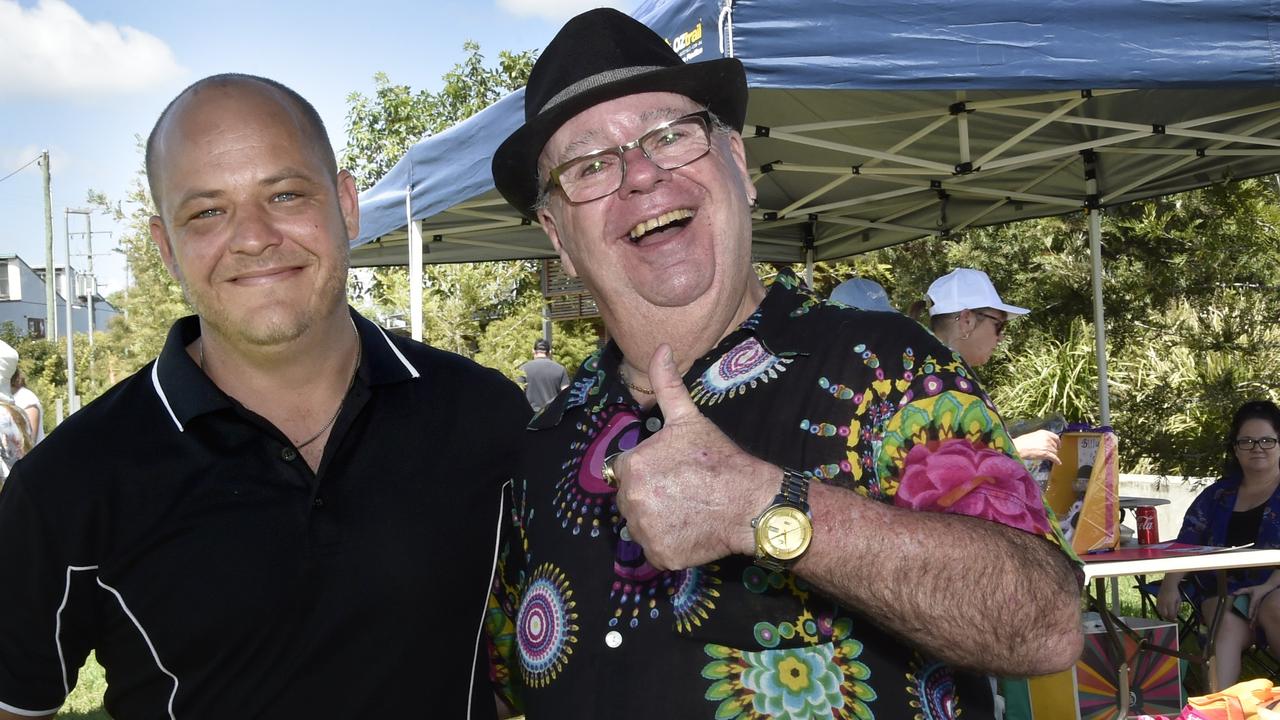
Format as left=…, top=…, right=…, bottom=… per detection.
left=145, top=74, right=336, bottom=217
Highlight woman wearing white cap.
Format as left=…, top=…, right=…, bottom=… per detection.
left=921, top=268, right=1062, bottom=466
left=0, top=340, right=32, bottom=485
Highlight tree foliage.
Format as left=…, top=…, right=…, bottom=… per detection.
left=811, top=178, right=1280, bottom=478
left=342, top=43, right=606, bottom=379
left=342, top=43, right=536, bottom=190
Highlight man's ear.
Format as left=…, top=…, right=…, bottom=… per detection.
left=537, top=206, right=577, bottom=278
left=336, top=169, right=360, bottom=242
left=149, top=215, right=180, bottom=280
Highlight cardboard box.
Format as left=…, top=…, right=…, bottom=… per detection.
left=1004, top=613, right=1183, bottom=719
left=1044, top=431, right=1121, bottom=555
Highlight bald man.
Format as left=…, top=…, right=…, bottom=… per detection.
left=0, top=74, right=527, bottom=719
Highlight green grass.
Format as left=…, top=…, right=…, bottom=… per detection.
left=1108, top=574, right=1280, bottom=696
left=57, top=653, right=108, bottom=719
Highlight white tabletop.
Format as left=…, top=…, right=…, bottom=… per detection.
left=1083, top=546, right=1280, bottom=581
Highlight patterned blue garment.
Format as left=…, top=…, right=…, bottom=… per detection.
left=1175, top=473, right=1280, bottom=598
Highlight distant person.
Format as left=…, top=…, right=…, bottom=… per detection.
left=1157, top=400, right=1280, bottom=688
left=0, top=73, right=527, bottom=718
left=830, top=276, right=896, bottom=312
left=918, top=267, right=1062, bottom=466
left=0, top=340, right=32, bottom=484
left=518, top=338, right=569, bottom=412
left=11, top=369, right=43, bottom=445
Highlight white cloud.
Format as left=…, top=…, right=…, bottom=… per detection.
left=0, top=0, right=184, bottom=100
left=497, top=0, right=631, bottom=24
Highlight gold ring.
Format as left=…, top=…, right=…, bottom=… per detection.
left=602, top=452, right=623, bottom=487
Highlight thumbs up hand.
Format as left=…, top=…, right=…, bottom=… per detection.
left=610, top=344, right=779, bottom=571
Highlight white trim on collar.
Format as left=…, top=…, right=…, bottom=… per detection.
left=151, top=357, right=185, bottom=433
left=374, top=325, right=420, bottom=378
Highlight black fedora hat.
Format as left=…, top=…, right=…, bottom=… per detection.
left=491, top=8, right=747, bottom=220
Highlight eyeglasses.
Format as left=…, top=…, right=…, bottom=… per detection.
left=973, top=311, right=1008, bottom=336
left=1235, top=437, right=1279, bottom=450
left=542, top=111, right=713, bottom=204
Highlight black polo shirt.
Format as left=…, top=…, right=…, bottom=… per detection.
left=0, top=311, right=529, bottom=718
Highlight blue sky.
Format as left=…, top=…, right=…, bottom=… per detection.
left=0, top=0, right=632, bottom=294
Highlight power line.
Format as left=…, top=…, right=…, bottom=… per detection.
left=0, top=155, right=41, bottom=186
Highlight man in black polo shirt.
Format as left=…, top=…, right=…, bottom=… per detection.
left=0, top=74, right=528, bottom=718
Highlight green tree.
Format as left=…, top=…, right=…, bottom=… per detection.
left=858, top=178, right=1280, bottom=477
left=342, top=43, right=536, bottom=190
left=342, top=43, right=604, bottom=378
left=89, top=164, right=190, bottom=371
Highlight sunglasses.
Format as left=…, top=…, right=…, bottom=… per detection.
left=973, top=311, right=1008, bottom=336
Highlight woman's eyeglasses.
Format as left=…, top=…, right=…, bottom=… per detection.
left=1234, top=437, right=1279, bottom=450
left=973, top=311, right=1007, bottom=336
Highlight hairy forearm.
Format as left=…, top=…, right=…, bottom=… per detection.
left=791, top=481, right=1083, bottom=676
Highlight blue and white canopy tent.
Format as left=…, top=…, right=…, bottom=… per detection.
left=352, top=0, right=1280, bottom=423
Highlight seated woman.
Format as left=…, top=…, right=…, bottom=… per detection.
left=1157, top=400, right=1280, bottom=687
left=914, top=268, right=1061, bottom=466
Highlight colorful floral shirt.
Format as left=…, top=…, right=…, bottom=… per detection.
left=489, top=272, right=1078, bottom=719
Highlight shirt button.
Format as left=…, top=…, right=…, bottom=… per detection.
left=281, top=447, right=298, bottom=462
left=313, top=496, right=325, bottom=508
left=645, top=417, right=662, bottom=432
left=605, top=631, right=622, bottom=649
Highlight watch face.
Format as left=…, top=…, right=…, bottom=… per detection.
left=759, top=505, right=812, bottom=560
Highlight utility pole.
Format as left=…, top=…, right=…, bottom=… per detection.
left=85, top=213, right=94, bottom=348
left=63, top=208, right=95, bottom=413
left=40, top=150, right=54, bottom=339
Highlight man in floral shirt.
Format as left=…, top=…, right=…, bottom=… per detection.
left=486, top=9, right=1084, bottom=718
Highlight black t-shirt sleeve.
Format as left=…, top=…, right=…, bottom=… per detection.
left=0, top=473, right=99, bottom=714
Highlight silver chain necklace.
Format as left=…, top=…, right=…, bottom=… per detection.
left=199, top=319, right=362, bottom=449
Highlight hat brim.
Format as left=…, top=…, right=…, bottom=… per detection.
left=929, top=301, right=1031, bottom=316
left=992, top=302, right=1030, bottom=316
left=492, top=58, right=747, bottom=220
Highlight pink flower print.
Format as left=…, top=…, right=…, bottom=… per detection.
left=893, top=439, right=1051, bottom=535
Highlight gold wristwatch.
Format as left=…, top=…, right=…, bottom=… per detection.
left=751, top=469, right=813, bottom=572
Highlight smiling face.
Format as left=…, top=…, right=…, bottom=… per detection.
left=535, top=92, right=760, bottom=337
left=148, top=79, right=357, bottom=350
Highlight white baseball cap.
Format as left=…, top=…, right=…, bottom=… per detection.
left=926, top=268, right=1029, bottom=317
left=831, top=277, right=895, bottom=312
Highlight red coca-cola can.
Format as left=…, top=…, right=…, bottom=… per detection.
left=1136, top=506, right=1159, bottom=545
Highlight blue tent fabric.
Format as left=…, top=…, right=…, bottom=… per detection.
left=355, top=90, right=526, bottom=250
left=352, top=0, right=1280, bottom=265
left=665, top=0, right=1280, bottom=89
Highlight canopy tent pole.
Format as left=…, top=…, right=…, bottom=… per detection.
left=406, top=190, right=424, bottom=341
left=804, top=247, right=814, bottom=287
left=1088, top=208, right=1111, bottom=426
left=1083, top=157, right=1112, bottom=427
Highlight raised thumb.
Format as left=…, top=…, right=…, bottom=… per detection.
left=648, top=343, right=699, bottom=422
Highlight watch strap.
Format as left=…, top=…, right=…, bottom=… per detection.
left=775, top=468, right=811, bottom=515
left=752, top=468, right=813, bottom=572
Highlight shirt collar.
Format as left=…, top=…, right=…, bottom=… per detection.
left=529, top=269, right=816, bottom=430
left=151, top=309, right=421, bottom=432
